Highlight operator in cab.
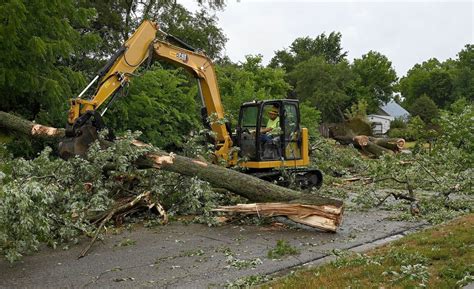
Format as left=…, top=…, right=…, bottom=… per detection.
left=260, top=106, right=281, bottom=143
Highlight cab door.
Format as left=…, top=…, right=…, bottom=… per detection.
left=282, top=101, right=302, bottom=160
left=237, top=104, right=259, bottom=160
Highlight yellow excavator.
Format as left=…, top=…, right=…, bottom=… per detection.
left=59, top=20, right=322, bottom=189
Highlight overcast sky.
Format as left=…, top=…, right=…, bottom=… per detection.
left=179, top=0, right=473, bottom=77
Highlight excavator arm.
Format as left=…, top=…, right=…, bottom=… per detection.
left=61, top=20, right=232, bottom=161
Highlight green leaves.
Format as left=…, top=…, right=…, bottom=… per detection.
left=0, top=0, right=98, bottom=127
left=104, top=66, right=200, bottom=150
left=400, top=46, right=473, bottom=112
left=217, top=55, right=290, bottom=123
left=290, top=56, right=355, bottom=122
left=352, top=51, right=398, bottom=113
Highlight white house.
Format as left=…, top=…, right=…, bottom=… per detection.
left=368, top=100, right=410, bottom=135
left=367, top=114, right=394, bottom=135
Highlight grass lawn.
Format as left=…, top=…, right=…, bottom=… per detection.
left=262, top=214, right=474, bottom=289
left=403, top=141, right=432, bottom=150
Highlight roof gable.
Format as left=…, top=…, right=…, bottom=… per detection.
left=380, top=100, right=410, bottom=118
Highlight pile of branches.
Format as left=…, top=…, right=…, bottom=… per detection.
left=0, top=135, right=173, bottom=262
left=311, top=133, right=473, bottom=225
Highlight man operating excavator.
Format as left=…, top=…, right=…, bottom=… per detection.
left=259, top=106, right=281, bottom=144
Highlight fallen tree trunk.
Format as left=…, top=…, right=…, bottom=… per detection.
left=133, top=140, right=341, bottom=207
left=0, top=111, right=344, bottom=231
left=0, top=111, right=65, bottom=138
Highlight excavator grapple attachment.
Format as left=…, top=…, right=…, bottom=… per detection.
left=58, top=124, right=99, bottom=159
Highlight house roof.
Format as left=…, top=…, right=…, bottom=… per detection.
left=380, top=100, right=410, bottom=118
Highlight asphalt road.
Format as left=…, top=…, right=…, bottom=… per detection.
left=0, top=210, right=425, bottom=288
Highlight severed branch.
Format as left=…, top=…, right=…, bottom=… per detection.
left=79, top=191, right=163, bottom=258
left=332, top=134, right=405, bottom=157
left=370, top=175, right=420, bottom=215
left=376, top=192, right=417, bottom=207
left=213, top=203, right=343, bottom=232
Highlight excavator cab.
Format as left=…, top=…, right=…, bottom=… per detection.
left=237, top=100, right=300, bottom=161
left=235, top=100, right=322, bottom=188
left=237, top=99, right=303, bottom=162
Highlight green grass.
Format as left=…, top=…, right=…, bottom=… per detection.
left=404, top=141, right=417, bottom=149
left=262, top=214, right=474, bottom=289
left=404, top=141, right=431, bottom=149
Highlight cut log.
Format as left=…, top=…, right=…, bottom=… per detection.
left=353, top=135, right=369, bottom=147
left=333, top=134, right=393, bottom=157
left=213, top=203, right=343, bottom=232
left=0, top=111, right=344, bottom=230
left=362, top=141, right=393, bottom=157
left=369, top=137, right=405, bottom=152
left=332, top=135, right=355, bottom=146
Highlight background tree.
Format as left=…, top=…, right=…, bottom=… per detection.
left=352, top=51, right=398, bottom=113
left=104, top=66, right=199, bottom=150
left=0, top=0, right=99, bottom=122
left=269, top=32, right=348, bottom=99
left=409, top=94, right=439, bottom=124
left=158, top=5, right=227, bottom=60
left=451, top=44, right=474, bottom=102
left=217, top=55, right=290, bottom=123
left=289, top=56, right=355, bottom=122
left=399, top=58, right=443, bottom=109
left=79, top=0, right=227, bottom=62
left=400, top=44, right=473, bottom=112
left=269, top=32, right=348, bottom=72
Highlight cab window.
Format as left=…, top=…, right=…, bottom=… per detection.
left=241, top=106, right=258, bottom=128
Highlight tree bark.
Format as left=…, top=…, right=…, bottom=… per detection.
left=369, top=137, right=405, bottom=152
left=0, top=111, right=344, bottom=230
left=333, top=134, right=394, bottom=157
left=0, top=111, right=65, bottom=138
left=133, top=140, right=342, bottom=207
left=362, top=141, right=393, bottom=157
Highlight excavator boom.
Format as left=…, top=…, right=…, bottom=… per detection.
left=60, top=20, right=232, bottom=160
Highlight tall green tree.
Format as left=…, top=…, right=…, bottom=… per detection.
left=398, top=47, right=474, bottom=111
left=452, top=44, right=474, bottom=102
left=217, top=55, right=291, bottom=122
left=79, top=0, right=227, bottom=62
left=268, top=32, right=348, bottom=108
left=400, top=58, right=445, bottom=109
left=352, top=51, right=398, bottom=113
left=158, top=6, right=227, bottom=60
left=0, top=0, right=99, bottom=122
left=269, top=32, right=348, bottom=73
left=409, top=94, right=439, bottom=124
left=289, top=56, right=356, bottom=122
